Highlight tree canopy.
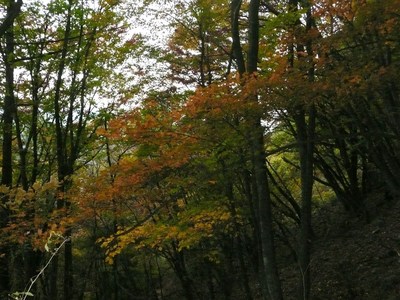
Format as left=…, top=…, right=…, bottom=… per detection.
left=0, top=0, right=399, bottom=299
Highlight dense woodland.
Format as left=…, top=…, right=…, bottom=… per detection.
left=0, top=0, right=399, bottom=299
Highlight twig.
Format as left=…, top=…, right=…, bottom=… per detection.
left=21, top=236, right=70, bottom=300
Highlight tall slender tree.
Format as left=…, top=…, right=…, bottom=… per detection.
left=0, top=0, right=22, bottom=296
left=230, top=0, right=283, bottom=299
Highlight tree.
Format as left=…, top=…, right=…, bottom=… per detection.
left=0, top=1, right=22, bottom=296
left=167, top=0, right=232, bottom=86
left=0, top=0, right=135, bottom=297
left=230, top=0, right=283, bottom=298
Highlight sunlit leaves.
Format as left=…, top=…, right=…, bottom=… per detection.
left=75, top=72, right=262, bottom=265
left=101, top=203, right=233, bottom=264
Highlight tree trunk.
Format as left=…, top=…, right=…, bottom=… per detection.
left=251, top=126, right=283, bottom=300
left=293, top=2, right=316, bottom=298
left=53, top=1, right=73, bottom=299
left=294, top=107, right=315, bottom=300
left=230, top=0, right=283, bottom=298
left=248, top=1, right=283, bottom=299
left=230, top=0, right=246, bottom=74
left=171, top=249, right=195, bottom=300
left=224, top=169, right=253, bottom=300
left=0, top=1, right=19, bottom=296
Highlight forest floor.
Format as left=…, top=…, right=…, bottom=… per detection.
left=280, top=196, right=400, bottom=299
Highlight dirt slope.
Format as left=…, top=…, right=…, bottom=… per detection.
left=280, top=199, right=400, bottom=299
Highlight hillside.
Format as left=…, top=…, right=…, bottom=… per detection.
left=281, top=198, right=400, bottom=299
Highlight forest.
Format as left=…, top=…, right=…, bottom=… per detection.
left=0, top=0, right=399, bottom=299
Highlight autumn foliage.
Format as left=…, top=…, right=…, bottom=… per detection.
left=0, top=0, right=399, bottom=299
